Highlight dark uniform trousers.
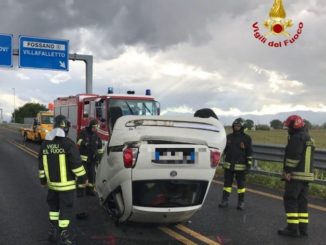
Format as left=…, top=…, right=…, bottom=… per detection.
left=47, top=189, right=74, bottom=229
left=222, top=169, right=246, bottom=202
left=284, top=180, right=309, bottom=232
left=83, top=156, right=96, bottom=186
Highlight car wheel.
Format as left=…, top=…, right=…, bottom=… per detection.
left=104, top=194, right=122, bottom=224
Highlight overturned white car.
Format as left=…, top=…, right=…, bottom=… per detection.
left=95, top=115, right=226, bottom=223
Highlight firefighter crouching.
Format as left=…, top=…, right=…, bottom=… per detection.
left=76, top=119, right=103, bottom=197
left=38, top=115, right=87, bottom=245
left=278, top=115, right=315, bottom=237
left=219, top=118, right=253, bottom=210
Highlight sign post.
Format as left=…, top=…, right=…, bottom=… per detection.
left=19, top=36, right=69, bottom=71
left=0, top=34, right=13, bottom=68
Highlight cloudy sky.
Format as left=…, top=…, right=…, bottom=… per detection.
left=0, top=0, right=325, bottom=124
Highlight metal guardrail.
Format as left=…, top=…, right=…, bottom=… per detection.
left=0, top=123, right=31, bottom=130
left=252, top=144, right=326, bottom=185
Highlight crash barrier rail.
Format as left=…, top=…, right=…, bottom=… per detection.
left=0, top=123, right=31, bottom=130
left=251, top=144, right=326, bottom=185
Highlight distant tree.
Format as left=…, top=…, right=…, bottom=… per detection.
left=256, top=124, right=270, bottom=131
left=304, top=119, right=312, bottom=129
left=12, top=103, right=47, bottom=123
left=270, top=119, right=283, bottom=129
left=245, top=119, right=254, bottom=130
left=321, top=123, right=326, bottom=129
left=311, top=124, right=319, bottom=129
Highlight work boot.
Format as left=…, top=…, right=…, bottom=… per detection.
left=58, top=229, right=76, bottom=245
left=237, top=201, right=245, bottom=210
left=299, top=223, right=308, bottom=236
left=86, top=186, right=96, bottom=196
left=218, top=199, right=228, bottom=208
left=219, top=189, right=230, bottom=208
left=237, top=192, right=245, bottom=210
left=278, top=226, right=300, bottom=237
left=47, top=222, right=58, bottom=242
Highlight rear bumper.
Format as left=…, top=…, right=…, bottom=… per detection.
left=129, top=205, right=201, bottom=223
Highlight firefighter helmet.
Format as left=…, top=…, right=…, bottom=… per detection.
left=88, top=119, right=99, bottom=128
left=232, top=118, right=245, bottom=128
left=283, top=115, right=305, bottom=129
left=53, top=115, right=71, bottom=134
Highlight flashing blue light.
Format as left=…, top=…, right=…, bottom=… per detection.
left=108, top=87, right=114, bottom=94
left=145, top=89, right=151, bottom=96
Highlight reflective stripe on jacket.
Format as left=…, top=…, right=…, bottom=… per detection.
left=284, top=130, right=314, bottom=182
left=223, top=131, right=253, bottom=171
left=223, top=162, right=247, bottom=171
left=77, top=128, right=103, bottom=163
left=38, top=137, right=87, bottom=191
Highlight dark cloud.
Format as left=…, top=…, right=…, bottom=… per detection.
left=0, top=0, right=261, bottom=54
left=1, top=0, right=326, bottom=122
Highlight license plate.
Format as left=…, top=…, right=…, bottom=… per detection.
left=153, top=148, right=195, bottom=164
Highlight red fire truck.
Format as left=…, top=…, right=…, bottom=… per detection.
left=53, top=89, right=160, bottom=143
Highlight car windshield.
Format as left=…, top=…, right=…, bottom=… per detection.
left=41, top=115, right=54, bottom=124
left=109, top=99, right=158, bottom=116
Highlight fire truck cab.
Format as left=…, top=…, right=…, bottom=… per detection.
left=53, top=90, right=160, bottom=143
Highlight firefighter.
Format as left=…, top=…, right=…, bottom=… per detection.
left=38, top=115, right=87, bottom=245
left=33, top=118, right=38, bottom=132
left=218, top=118, right=253, bottom=210
left=76, top=119, right=104, bottom=197
left=278, top=115, right=315, bottom=237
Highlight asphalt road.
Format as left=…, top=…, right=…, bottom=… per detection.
left=0, top=125, right=325, bottom=245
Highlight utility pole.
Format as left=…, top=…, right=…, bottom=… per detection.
left=0, top=107, right=3, bottom=123
left=12, top=88, right=15, bottom=123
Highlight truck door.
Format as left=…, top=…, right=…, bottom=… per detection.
left=95, top=98, right=109, bottom=142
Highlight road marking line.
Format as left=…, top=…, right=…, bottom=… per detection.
left=213, top=180, right=326, bottom=212
left=158, top=226, right=197, bottom=245
left=13, top=141, right=38, bottom=154
left=9, top=140, right=38, bottom=158
left=175, top=224, right=221, bottom=245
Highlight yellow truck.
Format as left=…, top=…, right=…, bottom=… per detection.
left=21, top=111, right=54, bottom=142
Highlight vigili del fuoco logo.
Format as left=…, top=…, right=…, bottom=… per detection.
left=252, top=0, right=303, bottom=47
